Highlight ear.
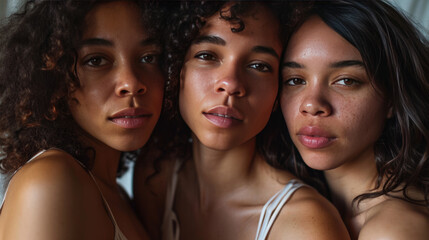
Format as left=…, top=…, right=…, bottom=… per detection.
left=179, top=68, right=185, bottom=89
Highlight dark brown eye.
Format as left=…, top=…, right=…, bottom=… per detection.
left=284, top=78, right=306, bottom=86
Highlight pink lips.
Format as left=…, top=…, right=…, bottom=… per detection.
left=203, top=106, right=243, bottom=128
left=297, top=126, right=336, bottom=149
left=109, top=108, right=152, bottom=129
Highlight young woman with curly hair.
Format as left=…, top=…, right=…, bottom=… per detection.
left=0, top=0, right=166, bottom=239
left=133, top=1, right=349, bottom=239
left=280, top=0, right=429, bottom=239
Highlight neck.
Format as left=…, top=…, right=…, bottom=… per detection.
left=79, top=132, right=122, bottom=189
left=189, top=135, right=260, bottom=203
left=324, top=150, right=379, bottom=230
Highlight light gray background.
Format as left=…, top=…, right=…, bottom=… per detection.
left=0, top=0, right=428, bottom=199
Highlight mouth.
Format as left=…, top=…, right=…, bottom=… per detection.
left=297, top=126, right=336, bottom=149
left=203, top=106, right=243, bottom=128
left=204, top=113, right=240, bottom=120
left=109, top=108, right=152, bottom=129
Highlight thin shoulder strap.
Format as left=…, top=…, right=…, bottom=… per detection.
left=0, top=149, right=48, bottom=211
left=0, top=148, right=128, bottom=240
left=255, top=179, right=305, bottom=240
left=84, top=169, right=128, bottom=240
left=161, top=158, right=183, bottom=240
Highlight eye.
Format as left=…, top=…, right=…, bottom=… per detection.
left=284, top=78, right=306, bottom=86
left=248, top=62, right=272, bottom=72
left=334, top=78, right=360, bottom=86
left=141, top=54, right=159, bottom=64
left=194, top=52, right=217, bottom=61
left=84, top=56, right=108, bottom=67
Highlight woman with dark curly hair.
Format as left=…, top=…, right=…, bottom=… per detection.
left=280, top=0, right=429, bottom=239
left=133, top=1, right=349, bottom=239
left=0, top=0, right=166, bottom=239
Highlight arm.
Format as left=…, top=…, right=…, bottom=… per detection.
left=358, top=200, right=429, bottom=240
left=0, top=153, right=90, bottom=240
left=271, top=186, right=351, bottom=239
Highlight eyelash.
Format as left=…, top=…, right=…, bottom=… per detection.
left=194, top=52, right=217, bottom=61
left=334, top=78, right=360, bottom=86
left=248, top=62, right=272, bottom=72
left=284, top=78, right=361, bottom=87
left=140, top=54, right=159, bottom=64
left=83, top=56, right=109, bottom=67
left=284, top=78, right=306, bottom=86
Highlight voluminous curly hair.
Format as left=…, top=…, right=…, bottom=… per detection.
left=0, top=0, right=167, bottom=174
left=139, top=0, right=328, bottom=190
left=282, top=0, right=429, bottom=205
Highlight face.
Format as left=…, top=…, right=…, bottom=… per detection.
left=280, top=16, right=391, bottom=171
left=69, top=1, right=164, bottom=152
left=179, top=3, right=282, bottom=150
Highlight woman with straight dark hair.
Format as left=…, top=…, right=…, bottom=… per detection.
left=280, top=0, right=429, bottom=239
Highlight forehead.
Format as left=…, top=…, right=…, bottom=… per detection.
left=286, top=15, right=361, bottom=61
left=198, top=3, right=281, bottom=45
left=82, top=1, right=146, bottom=38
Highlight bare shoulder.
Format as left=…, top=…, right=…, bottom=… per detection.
left=270, top=185, right=350, bottom=239
left=359, top=199, right=429, bottom=240
left=0, top=149, right=96, bottom=239
left=133, top=154, right=177, bottom=239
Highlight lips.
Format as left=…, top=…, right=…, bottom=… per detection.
left=297, top=126, right=336, bottom=149
left=109, top=108, right=152, bottom=129
left=203, top=106, right=243, bottom=128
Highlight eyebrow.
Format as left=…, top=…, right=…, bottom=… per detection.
left=78, top=37, right=160, bottom=48
left=193, top=35, right=226, bottom=46
left=79, top=38, right=113, bottom=47
left=282, top=60, right=364, bottom=69
left=252, top=46, right=279, bottom=59
left=330, top=60, right=364, bottom=68
left=193, top=35, right=279, bottom=59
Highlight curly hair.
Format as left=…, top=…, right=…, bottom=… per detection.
left=140, top=1, right=321, bottom=188
left=0, top=0, right=167, bottom=174
left=283, top=0, right=429, bottom=205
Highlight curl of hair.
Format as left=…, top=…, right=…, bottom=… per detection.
left=0, top=0, right=167, bottom=175
left=286, top=0, right=429, bottom=205
left=143, top=0, right=297, bottom=183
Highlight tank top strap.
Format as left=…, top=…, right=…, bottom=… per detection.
left=255, top=179, right=305, bottom=240
left=161, top=158, right=183, bottom=240
left=0, top=148, right=128, bottom=240
left=0, top=149, right=48, bottom=211
left=85, top=168, right=128, bottom=240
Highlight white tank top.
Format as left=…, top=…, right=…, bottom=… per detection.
left=161, top=159, right=305, bottom=240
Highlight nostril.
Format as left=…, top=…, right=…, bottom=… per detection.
left=217, top=87, right=225, bottom=92
left=137, top=88, right=145, bottom=94
left=120, top=89, right=128, bottom=95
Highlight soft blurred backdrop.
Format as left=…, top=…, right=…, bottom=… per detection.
left=0, top=0, right=428, bottom=198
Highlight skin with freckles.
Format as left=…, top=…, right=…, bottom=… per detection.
left=0, top=1, right=162, bottom=239
left=281, top=15, right=390, bottom=172
left=281, top=15, right=429, bottom=240
left=134, top=3, right=350, bottom=240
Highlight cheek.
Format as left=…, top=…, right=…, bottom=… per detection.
left=280, top=92, right=298, bottom=128
left=337, top=95, right=387, bottom=138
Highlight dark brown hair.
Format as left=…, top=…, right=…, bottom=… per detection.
left=283, top=0, right=429, bottom=205
left=0, top=0, right=167, bottom=174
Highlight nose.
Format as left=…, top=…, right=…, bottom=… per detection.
left=115, top=65, right=147, bottom=97
left=214, top=67, right=246, bottom=97
left=299, top=86, right=332, bottom=117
